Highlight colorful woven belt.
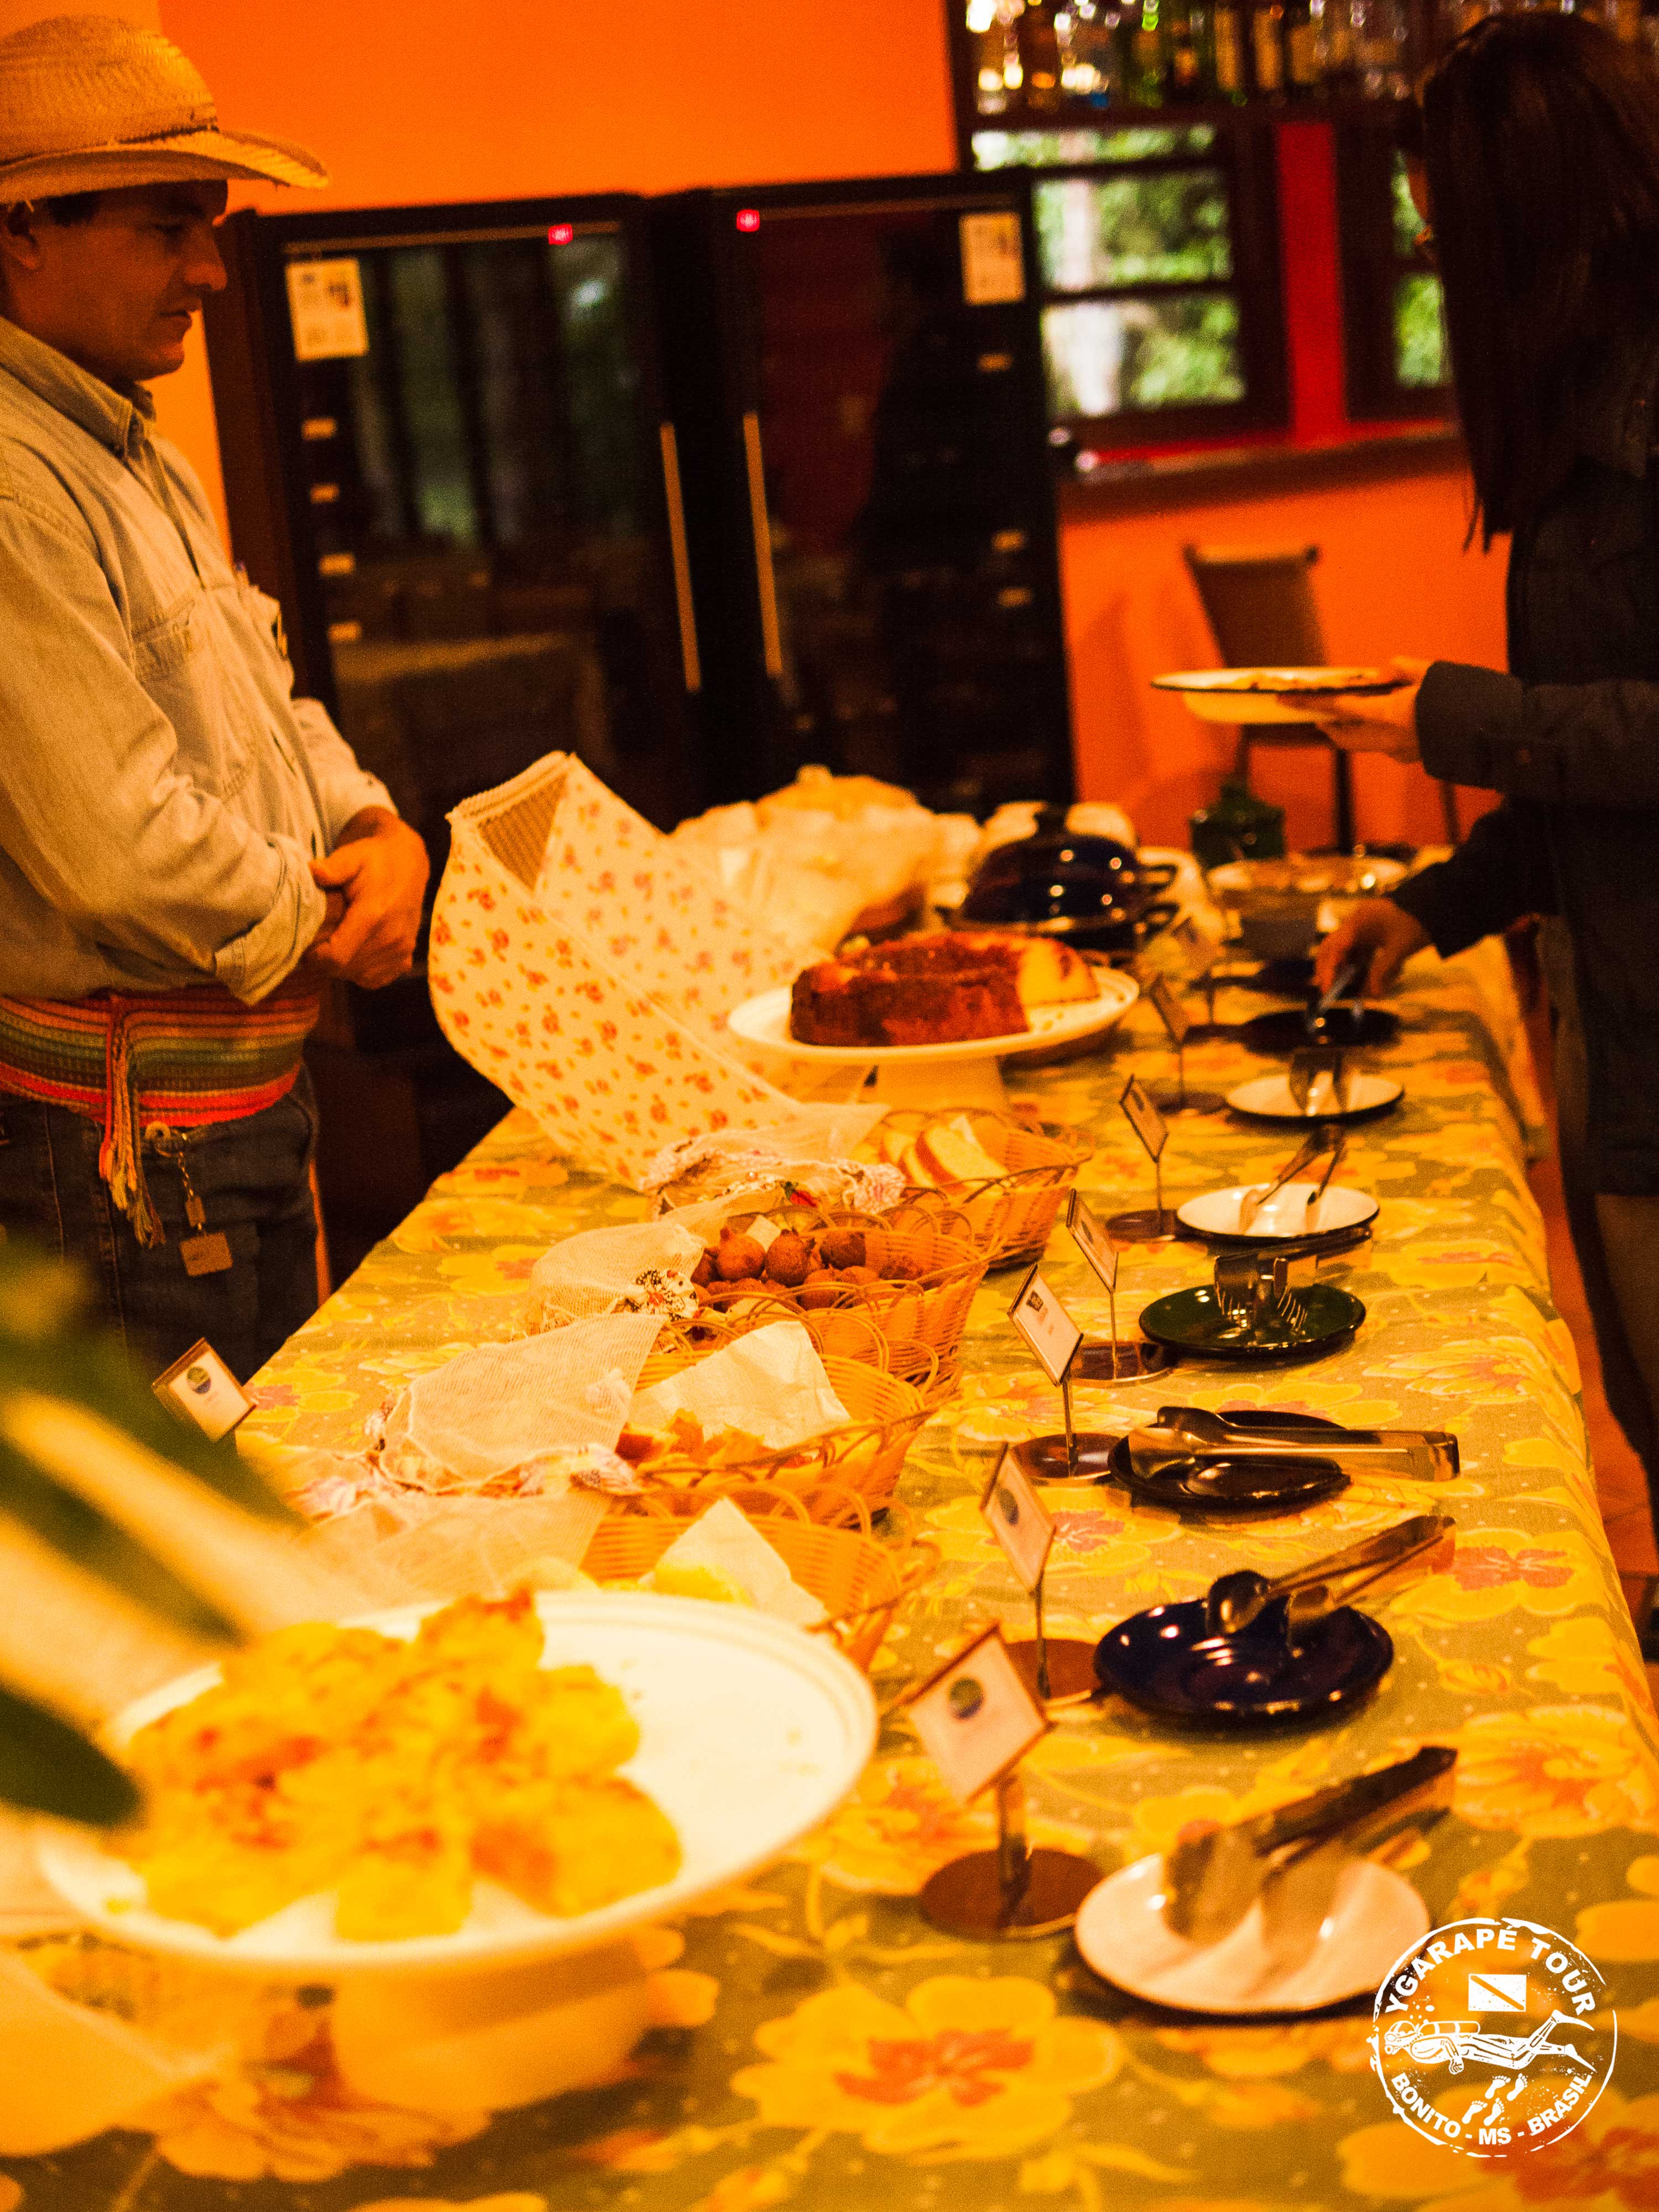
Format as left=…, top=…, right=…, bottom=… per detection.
left=0, top=979, right=320, bottom=1246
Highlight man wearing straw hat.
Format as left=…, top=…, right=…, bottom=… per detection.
left=0, top=15, right=429, bottom=1378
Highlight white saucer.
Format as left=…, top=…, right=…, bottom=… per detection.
left=1177, top=1182, right=1379, bottom=1241
left=1074, top=1849, right=1429, bottom=2015
left=1226, top=1071, right=1404, bottom=1125
left=727, top=971, right=1139, bottom=1111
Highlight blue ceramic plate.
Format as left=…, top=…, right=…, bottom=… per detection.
left=1093, top=1597, right=1394, bottom=1728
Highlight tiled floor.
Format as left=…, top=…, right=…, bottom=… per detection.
left=1520, top=983, right=1659, bottom=1694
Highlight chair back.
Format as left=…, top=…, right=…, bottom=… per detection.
left=1182, top=541, right=1326, bottom=669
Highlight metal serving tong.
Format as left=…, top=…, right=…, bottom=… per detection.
left=1289, top=1047, right=1353, bottom=1117
left=1213, top=1251, right=1306, bottom=1335
left=1237, top=1128, right=1333, bottom=1232
left=1199, top=1512, right=1456, bottom=1636
left=1162, top=1743, right=1458, bottom=1943
left=1149, top=1404, right=1460, bottom=1481
left=1305, top=954, right=1363, bottom=1039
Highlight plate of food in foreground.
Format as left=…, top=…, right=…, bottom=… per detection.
left=1152, top=667, right=1408, bottom=726
left=36, top=1589, right=876, bottom=1978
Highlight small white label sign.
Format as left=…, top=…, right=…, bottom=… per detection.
left=980, top=1447, right=1054, bottom=1592
left=1120, top=1072, right=1169, bottom=1162
left=905, top=1624, right=1049, bottom=1804
left=1067, top=1190, right=1119, bottom=1293
left=960, top=210, right=1026, bottom=305
left=1173, top=914, right=1214, bottom=977
left=1146, top=972, right=1192, bottom=1047
left=286, top=258, right=369, bottom=361
left=152, top=1338, right=254, bottom=1444
left=1010, top=1267, right=1083, bottom=1386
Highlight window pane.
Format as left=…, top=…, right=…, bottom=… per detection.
left=1043, top=294, right=1245, bottom=415
left=973, top=124, right=1215, bottom=168
left=1036, top=171, right=1232, bottom=290
left=1394, top=272, right=1448, bottom=389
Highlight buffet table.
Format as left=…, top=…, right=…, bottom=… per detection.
left=13, top=943, right=1659, bottom=2210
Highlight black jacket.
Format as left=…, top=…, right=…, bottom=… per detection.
left=1392, top=321, right=1659, bottom=1195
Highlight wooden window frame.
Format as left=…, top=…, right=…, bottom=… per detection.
left=1335, top=119, right=1452, bottom=423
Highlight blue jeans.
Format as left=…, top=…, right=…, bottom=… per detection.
left=0, top=1070, right=321, bottom=1384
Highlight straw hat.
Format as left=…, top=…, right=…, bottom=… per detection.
left=0, top=14, right=326, bottom=199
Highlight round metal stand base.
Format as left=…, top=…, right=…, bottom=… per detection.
left=1074, top=1338, right=1176, bottom=1382
left=1150, top=1087, right=1228, bottom=1116
left=1011, top=1432, right=1119, bottom=1485
left=1005, top=1635, right=1100, bottom=1709
left=1103, top=1206, right=1180, bottom=1243
left=920, top=1847, right=1101, bottom=1939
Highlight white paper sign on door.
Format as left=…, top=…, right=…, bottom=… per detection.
left=959, top=211, right=1026, bottom=305
left=286, top=258, right=369, bottom=361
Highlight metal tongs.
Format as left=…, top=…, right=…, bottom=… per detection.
left=1162, top=1743, right=1458, bottom=1942
left=1237, top=1127, right=1334, bottom=1232
left=1289, top=1046, right=1353, bottom=1117
left=1198, top=1511, right=1457, bottom=1636
left=1212, top=1251, right=1306, bottom=1337
left=1147, top=1403, right=1460, bottom=1481
left=1304, top=953, right=1363, bottom=1039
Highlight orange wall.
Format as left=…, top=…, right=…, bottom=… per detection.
left=153, top=0, right=1507, bottom=850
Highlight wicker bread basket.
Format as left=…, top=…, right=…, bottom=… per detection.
left=624, top=1344, right=932, bottom=1516
left=868, top=1109, right=1094, bottom=1270
left=580, top=1485, right=936, bottom=1672
left=695, top=1209, right=989, bottom=1387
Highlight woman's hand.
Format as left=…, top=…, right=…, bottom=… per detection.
left=1287, top=656, right=1430, bottom=764
left=1314, top=898, right=1430, bottom=998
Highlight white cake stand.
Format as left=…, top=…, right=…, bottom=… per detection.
left=727, top=969, right=1140, bottom=1112
left=36, top=1594, right=877, bottom=2115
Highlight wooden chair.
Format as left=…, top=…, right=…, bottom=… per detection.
left=1182, top=540, right=1459, bottom=848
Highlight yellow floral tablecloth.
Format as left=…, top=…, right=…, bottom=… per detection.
left=12, top=943, right=1659, bottom=2212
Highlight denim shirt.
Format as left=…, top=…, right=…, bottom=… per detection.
left=0, top=316, right=392, bottom=1004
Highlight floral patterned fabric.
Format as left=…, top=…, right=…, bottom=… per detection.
left=9, top=941, right=1659, bottom=2212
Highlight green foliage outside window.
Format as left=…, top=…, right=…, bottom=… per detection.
left=1390, top=153, right=1422, bottom=258
left=1043, top=293, right=1244, bottom=416
left=1035, top=170, right=1233, bottom=289
left=973, top=124, right=1215, bottom=169
left=1395, top=272, right=1448, bottom=389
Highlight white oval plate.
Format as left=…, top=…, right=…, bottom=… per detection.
left=1177, top=1182, right=1379, bottom=1241
left=728, top=967, right=1139, bottom=1066
left=37, top=1594, right=876, bottom=1980
left=1208, top=857, right=1406, bottom=900
left=1153, top=668, right=1405, bottom=727
left=1226, top=1071, right=1404, bottom=1124
left=1075, top=1849, right=1429, bottom=2015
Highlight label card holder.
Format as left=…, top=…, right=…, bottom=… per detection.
left=1067, top=1190, right=1119, bottom=1295
left=1120, top=1072, right=1168, bottom=1162
left=904, top=1623, right=1050, bottom=1806
left=1146, top=972, right=1192, bottom=1048
left=1009, top=1266, right=1083, bottom=1387
left=980, top=1446, right=1055, bottom=1593
left=152, top=1338, right=254, bottom=1444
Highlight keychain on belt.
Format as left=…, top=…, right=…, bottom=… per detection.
left=145, top=1126, right=232, bottom=1275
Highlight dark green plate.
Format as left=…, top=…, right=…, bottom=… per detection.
left=1138, top=1282, right=1366, bottom=1364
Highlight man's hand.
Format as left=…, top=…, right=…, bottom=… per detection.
left=1315, top=898, right=1430, bottom=998
left=304, top=809, right=429, bottom=989
left=1292, top=656, right=1430, bottom=765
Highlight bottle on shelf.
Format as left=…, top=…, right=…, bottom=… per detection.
left=967, top=0, right=1011, bottom=113
left=1212, top=0, right=1249, bottom=93
left=1284, top=0, right=1324, bottom=93
left=1130, top=0, right=1170, bottom=101
left=1316, top=0, right=1359, bottom=88
left=1018, top=0, right=1065, bottom=105
left=1251, top=0, right=1288, bottom=97
left=1353, top=0, right=1410, bottom=95
left=1164, top=0, right=1218, bottom=95
left=1057, top=1, right=1121, bottom=97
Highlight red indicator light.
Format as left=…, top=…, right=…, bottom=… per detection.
left=735, top=207, right=761, bottom=233
left=548, top=222, right=575, bottom=245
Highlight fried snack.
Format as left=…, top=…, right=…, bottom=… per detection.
left=763, top=1231, right=813, bottom=1287
left=714, top=1230, right=766, bottom=1281
left=616, top=1410, right=772, bottom=1472
left=114, top=1592, right=677, bottom=1943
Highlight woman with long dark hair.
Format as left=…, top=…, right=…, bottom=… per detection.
left=1316, top=12, right=1659, bottom=1509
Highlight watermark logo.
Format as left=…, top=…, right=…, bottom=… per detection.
left=1371, top=1916, right=1615, bottom=2157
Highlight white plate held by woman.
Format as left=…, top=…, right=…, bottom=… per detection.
left=1178, top=1182, right=1379, bottom=1241
left=1153, top=667, right=1408, bottom=727
left=1074, top=1848, right=1428, bottom=2014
